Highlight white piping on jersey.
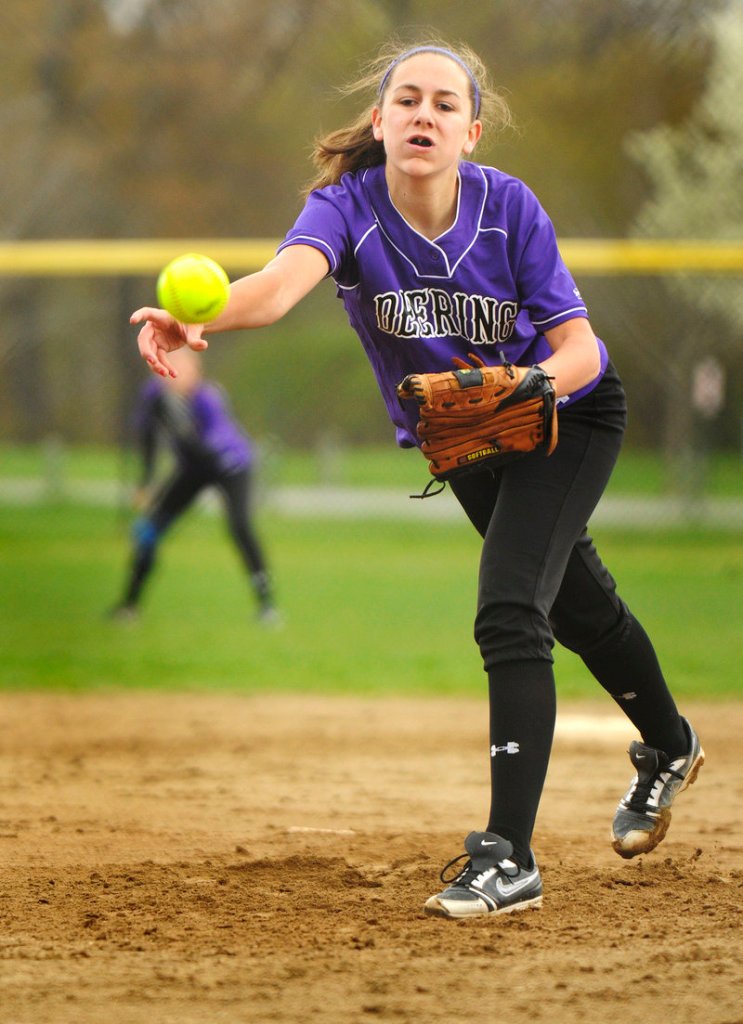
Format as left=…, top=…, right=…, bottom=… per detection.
left=374, top=218, right=451, bottom=278
left=440, top=164, right=491, bottom=275
left=354, top=223, right=378, bottom=256
left=368, top=166, right=466, bottom=255
left=425, top=167, right=464, bottom=243
left=281, top=233, right=338, bottom=275
left=335, top=223, right=379, bottom=291
left=370, top=165, right=504, bottom=280
left=373, top=218, right=492, bottom=281
left=532, top=305, right=588, bottom=327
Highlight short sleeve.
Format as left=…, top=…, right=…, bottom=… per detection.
left=509, top=186, right=588, bottom=331
left=277, top=188, right=354, bottom=281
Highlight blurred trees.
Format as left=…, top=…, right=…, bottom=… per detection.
left=0, top=0, right=737, bottom=452
left=626, top=4, right=743, bottom=475
left=630, top=4, right=743, bottom=287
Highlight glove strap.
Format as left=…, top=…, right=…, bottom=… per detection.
left=409, top=478, right=447, bottom=500
left=453, top=367, right=484, bottom=389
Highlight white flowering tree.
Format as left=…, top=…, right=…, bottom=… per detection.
left=628, top=4, right=743, bottom=331
left=626, top=4, right=742, bottom=483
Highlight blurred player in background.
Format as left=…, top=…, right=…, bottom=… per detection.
left=129, top=39, right=703, bottom=919
left=110, top=347, right=280, bottom=626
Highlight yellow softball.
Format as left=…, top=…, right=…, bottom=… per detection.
left=156, top=252, right=230, bottom=324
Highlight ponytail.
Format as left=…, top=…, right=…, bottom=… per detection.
left=303, top=108, right=385, bottom=198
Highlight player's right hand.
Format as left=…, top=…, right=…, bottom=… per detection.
left=130, top=307, right=208, bottom=378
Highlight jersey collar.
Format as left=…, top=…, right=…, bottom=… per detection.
left=362, top=162, right=488, bottom=280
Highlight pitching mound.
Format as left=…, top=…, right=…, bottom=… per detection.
left=0, top=693, right=740, bottom=1023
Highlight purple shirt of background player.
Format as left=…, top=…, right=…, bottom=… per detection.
left=278, top=162, right=608, bottom=447
left=111, top=347, right=277, bottom=625
left=135, top=375, right=253, bottom=483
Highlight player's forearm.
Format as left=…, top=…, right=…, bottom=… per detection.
left=204, top=247, right=329, bottom=334
left=539, top=319, right=602, bottom=398
left=204, top=267, right=289, bottom=332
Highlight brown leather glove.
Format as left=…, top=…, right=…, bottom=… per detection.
left=397, top=354, right=558, bottom=481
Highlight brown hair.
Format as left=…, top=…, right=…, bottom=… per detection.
left=303, top=38, right=511, bottom=197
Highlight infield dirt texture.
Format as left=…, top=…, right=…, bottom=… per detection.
left=1, top=693, right=740, bottom=1023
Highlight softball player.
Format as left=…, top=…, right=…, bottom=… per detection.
left=131, top=40, right=703, bottom=918
left=110, top=347, right=279, bottom=626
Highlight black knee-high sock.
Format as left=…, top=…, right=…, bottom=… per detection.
left=486, top=660, right=556, bottom=867
left=122, top=546, right=155, bottom=607
left=250, top=570, right=274, bottom=611
left=581, top=613, right=687, bottom=757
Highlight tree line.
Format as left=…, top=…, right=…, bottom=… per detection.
left=0, top=0, right=737, bottom=462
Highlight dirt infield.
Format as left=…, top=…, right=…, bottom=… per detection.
left=0, top=692, right=741, bottom=1024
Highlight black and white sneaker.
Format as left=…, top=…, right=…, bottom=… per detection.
left=424, top=831, right=543, bottom=919
left=612, top=717, right=704, bottom=859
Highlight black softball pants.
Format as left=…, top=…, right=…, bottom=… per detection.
left=449, top=363, right=685, bottom=864
left=123, top=463, right=271, bottom=609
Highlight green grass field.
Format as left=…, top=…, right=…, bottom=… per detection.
left=1, top=498, right=741, bottom=699
left=3, top=440, right=743, bottom=494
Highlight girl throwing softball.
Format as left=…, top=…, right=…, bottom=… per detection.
left=132, top=39, right=703, bottom=919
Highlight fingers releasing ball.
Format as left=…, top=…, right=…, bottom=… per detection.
left=156, top=253, right=230, bottom=324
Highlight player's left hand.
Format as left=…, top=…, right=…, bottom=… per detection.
left=130, top=307, right=209, bottom=378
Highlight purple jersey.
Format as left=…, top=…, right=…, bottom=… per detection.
left=135, top=378, right=253, bottom=480
left=278, top=162, right=608, bottom=447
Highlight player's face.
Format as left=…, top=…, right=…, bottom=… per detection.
left=372, top=53, right=482, bottom=184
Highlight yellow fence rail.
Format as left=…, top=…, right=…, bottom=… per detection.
left=2, top=239, right=743, bottom=276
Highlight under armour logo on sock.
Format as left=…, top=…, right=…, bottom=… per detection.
left=615, top=692, right=637, bottom=701
left=491, top=741, right=520, bottom=756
